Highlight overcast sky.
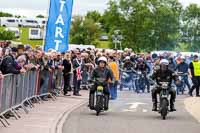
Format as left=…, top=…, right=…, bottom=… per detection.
left=0, top=0, right=200, bottom=17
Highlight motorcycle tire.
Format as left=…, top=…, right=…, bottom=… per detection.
left=96, top=95, right=103, bottom=116
left=161, top=99, right=168, bottom=120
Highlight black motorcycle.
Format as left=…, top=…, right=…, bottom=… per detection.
left=90, top=78, right=108, bottom=116
left=157, top=82, right=171, bottom=120
left=135, top=71, right=148, bottom=93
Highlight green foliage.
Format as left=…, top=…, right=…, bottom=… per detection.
left=85, top=11, right=101, bottom=23
left=0, top=30, right=15, bottom=40
left=101, top=0, right=182, bottom=52
left=70, top=15, right=100, bottom=46
left=36, top=14, right=45, bottom=18
left=0, top=11, right=13, bottom=17
left=180, top=4, right=200, bottom=52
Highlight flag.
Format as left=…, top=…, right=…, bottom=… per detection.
left=76, top=67, right=82, bottom=80
left=44, top=0, right=73, bottom=52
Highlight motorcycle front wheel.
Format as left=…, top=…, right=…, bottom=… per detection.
left=160, top=99, right=168, bottom=120
left=96, top=95, right=103, bottom=116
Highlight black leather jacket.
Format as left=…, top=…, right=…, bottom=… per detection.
left=91, top=67, right=114, bottom=85
left=152, top=69, right=176, bottom=86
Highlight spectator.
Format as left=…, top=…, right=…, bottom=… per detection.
left=108, top=55, right=119, bottom=100
left=62, top=53, right=72, bottom=96
left=0, top=48, right=25, bottom=74
left=72, top=50, right=84, bottom=96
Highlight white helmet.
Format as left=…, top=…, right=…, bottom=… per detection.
left=180, top=56, right=185, bottom=60
left=125, top=56, right=130, bottom=60
left=160, top=59, right=169, bottom=65
left=98, top=56, right=107, bottom=64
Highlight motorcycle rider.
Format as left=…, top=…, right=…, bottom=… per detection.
left=135, top=58, right=151, bottom=93
left=151, top=59, right=177, bottom=111
left=89, top=56, right=114, bottom=110
left=123, top=56, right=135, bottom=71
left=175, top=56, right=191, bottom=91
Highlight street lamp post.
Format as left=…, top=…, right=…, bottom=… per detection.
left=112, top=30, right=123, bottom=50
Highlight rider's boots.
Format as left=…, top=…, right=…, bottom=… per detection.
left=170, top=100, right=176, bottom=112
left=152, top=102, right=157, bottom=111
left=104, top=95, right=109, bottom=111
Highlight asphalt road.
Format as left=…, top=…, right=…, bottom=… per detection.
left=63, top=90, right=200, bottom=133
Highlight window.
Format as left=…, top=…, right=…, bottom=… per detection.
left=7, top=19, right=15, bottom=23
left=26, top=20, right=38, bottom=23
left=15, top=30, right=19, bottom=34
left=42, top=21, right=46, bottom=24
left=31, top=30, right=38, bottom=35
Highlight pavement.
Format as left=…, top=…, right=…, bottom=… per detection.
left=0, top=90, right=88, bottom=133
left=184, top=97, right=200, bottom=123
left=63, top=91, right=200, bottom=133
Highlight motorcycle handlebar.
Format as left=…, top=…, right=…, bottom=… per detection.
left=174, top=72, right=188, bottom=76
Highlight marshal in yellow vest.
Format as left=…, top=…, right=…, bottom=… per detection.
left=192, top=61, right=200, bottom=76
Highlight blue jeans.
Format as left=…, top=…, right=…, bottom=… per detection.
left=40, top=77, right=49, bottom=94
left=109, top=81, right=118, bottom=100
left=73, top=75, right=81, bottom=95
left=182, top=75, right=191, bottom=90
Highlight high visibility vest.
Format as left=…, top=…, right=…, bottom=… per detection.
left=192, top=61, right=200, bottom=76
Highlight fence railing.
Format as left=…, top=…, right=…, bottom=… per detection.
left=0, top=69, right=63, bottom=127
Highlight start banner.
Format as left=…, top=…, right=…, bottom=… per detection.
left=44, top=0, right=73, bottom=52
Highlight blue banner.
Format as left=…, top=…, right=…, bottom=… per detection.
left=44, top=0, right=73, bottom=52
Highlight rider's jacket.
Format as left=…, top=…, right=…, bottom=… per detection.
left=135, top=62, right=150, bottom=73
left=91, top=66, right=114, bottom=84
left=123, top=61, right=135, bottom=70
left=151, top=69, right=176, bottom=86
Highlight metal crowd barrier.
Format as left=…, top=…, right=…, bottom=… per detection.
left=48, top=69, right=64, bottom=96
left=0, top=69, right=59, bottom=127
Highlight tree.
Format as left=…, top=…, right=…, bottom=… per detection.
left=0, top=30, right=15, bottom=40
left=70, top=16, right=85, bottom=44
left=85, top=11, right=101, bottom=23
left=0, top=11, right=13, bottom=17
left=15, top=15, right=21, bottom=18
left=101, top=0, right=182, bottom=51
left=36, top=14, right=45, bottom=18
left=180, top=4, right=200, bottom=51
left=70, top=16, right=100, bottom=45
left=82, top=18, right=100, bottom=45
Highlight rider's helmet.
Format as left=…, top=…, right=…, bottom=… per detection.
left=138, top=58, right=144, bottom=63
left=124, top=56, right=130, bottom=61
left=180, top=56, right=185, bottom=62
left=98, top=56, right=108, bottom=65
left=160, top=59, right=169, bottom=72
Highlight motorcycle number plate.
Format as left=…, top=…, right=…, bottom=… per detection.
left=97, top=92, right=102, bottom=95
left=162, top=95, right=168, bottom=98
left=97, top=86, right=104, bottom=91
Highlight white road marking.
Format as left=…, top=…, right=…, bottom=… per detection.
left=126, top=102, right=147, bottom=109
left=123, top=109, right=137, bottom=112
left=142, top=109, right=148, bottom=113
